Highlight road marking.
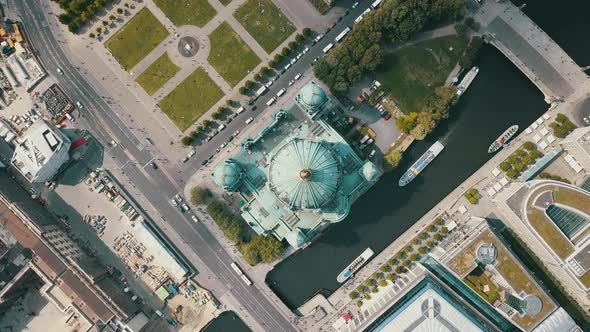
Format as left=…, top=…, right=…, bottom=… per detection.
left=142, top=158, right=155, bottom=169
left=137, top=143, right=144, bottom=151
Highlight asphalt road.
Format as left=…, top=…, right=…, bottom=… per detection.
left=179, top=2, right=376, bottom=178
left=7, top=1, right=299, bottom=331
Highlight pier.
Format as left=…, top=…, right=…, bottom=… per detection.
left=474, top=0, right=588, bottom=103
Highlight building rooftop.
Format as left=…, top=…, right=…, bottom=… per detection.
left=11, top=119, right=71, bottom=182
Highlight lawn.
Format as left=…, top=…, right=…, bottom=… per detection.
left=554, top=187, right=590, bottom=216
left=527, top=208, right=574, bottom=259
left=159, top=68, right=224, bottom=131
left=580, top=271, right=590, bottom=288
left=105, top=8, right=169, bottom=70
left=208, top=22, right=261, bottom=87
left=153, top=0, right=216, bottom=27
left=234, top=0, right=296, bottom=53
left=135, top=52, right=180, bottom=96
left=464, top=268, right=499, bottom=304
left=376, top=36, right=467, bottom=114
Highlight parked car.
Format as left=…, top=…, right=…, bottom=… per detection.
left=265, top=81, right=273, bottom=88
left=57, top=68, right=64, bottom=75
left=329, top=22, right=336, bottom=28
left=150, top=162, right=158, bottom=169
left=294, top=73, right=302, bottom=80
left=266, top=97, right=277, bottom=106
left=288, top=80, right=295, bottom=86
left=174, top=194, right=183, bottom=202
left=201, top=159, right=208, bottom=166
left=584, top=117, right=590, bottom=125
left=171, top=199, right=178, bottom=207
left=181, top=203, right=190, bottom=212
left=276, top=88, right=286, bottom=97
left=352, top=2, right=359, bottom=8
left=384, top=114, right=392, bottom=120
left=191, top=215, right=199, bottom=222
left=245, top=117, right=253, bottom=124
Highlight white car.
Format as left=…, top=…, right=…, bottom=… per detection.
left=233, top=130, right=240, bottom=137
left=276, top=88, right=286, bottom=97
left=174, top=194, right=183, bottom=202
left=265, top=81, right=273, bottom=88
left=171, top=199, right=178, bottom=207
left=245, top=117, right=253, bottom=124
left=76, top=101, right=84, bottom=109
left=266, top=97, right=277, bottom=106
left=284, top=63, right=292, bottom=70
left=352, top=1, right=359, bottom=8
left=181, top=203, right=190, bottom=212
left=290, top=58, right=297, bottom=65
left=288, top=80, right=295, bottom=86
left=296, top=53, right=302, bottom=60
left=191, top=215, right=199, bottom=222
left=584, top=117, right=590, bottom=125
left=303, top=47, right=310, bottom=54
left=220, top=142, right=227, bottom=149
left=57, top=68, right=64, bottom=75
left=294, top=73, right=302, bottom=80
left=188, top=150, right=196, bottom=158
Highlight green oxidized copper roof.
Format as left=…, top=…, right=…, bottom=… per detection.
left=298, top=82, right=328, bottom=111
left=268, top=138, right=342, bottom=210
left=213, top=160, right=242, bottom=190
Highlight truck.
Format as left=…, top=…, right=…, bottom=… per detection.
left=255, top=85, right=267, bottom=97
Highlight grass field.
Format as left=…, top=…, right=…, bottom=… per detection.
left=135, top=52, right=180, bottom=96
left=208, top=22, right=261, bottom=87
left=234, top=0, right=296, bottom=53
left=105, top=8, right=169, bottom=70
left=377, top=36, right=467, bottom=114
left=159, top=68, right=223, bottom=131
left=153, top=0, right=216, bottom=27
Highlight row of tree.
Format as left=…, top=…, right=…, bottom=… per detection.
left=55, top=0, right=117, bottom=33
left=550, top=113, right=575, bottom=138
left=192, top=187, right=285, bottom=266
left=313, top=0, right=464, bottom=95
left=394, top=86, right=456, bottom=139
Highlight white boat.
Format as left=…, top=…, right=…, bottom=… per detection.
left=337, top=248, right=374, bottom=283
left=456, top=66, right=479, bottom=96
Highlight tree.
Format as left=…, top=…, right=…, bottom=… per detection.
left=89, top=33, right=96, bottom=38
left=419, top=233, right=427, bottom=240
left=426, top=225, right=435, bottom=232
left=212, top=112, right=223, bottom=120
left=102, top=20, right=108, bottom=26
left=402, top=260, right=411, bottom=268
left=427, top=240, right=434, bottom=248
left=410, top=253, right=420, bottom=261
left=109, top=15, right=116, bottom=22
left=363, top=294, right=371, bottom=300
left=260, top=66, right=269, bottom=75
left=386, top=273, right=395, bottom=281
left=499, top=161, right=512, bottom=172
left=383, top=149, right=403, bottom=171
left=441, top=227, right=449, bottom=234
left=523, top=141, right=536, bottom=151
left=203, top=119, right=211, bottom=127
left=434, top=218, right=444, bottom=226
left=349, top=291, right=359, bottom=299
left=364, top=279, right=373, bottom=287
left=96, top=27, right=103, bottom=34
left=405, top=246, right=412, bottom=253
left=245, top=80, right=254, bottom=89
left=239, top=86, right=247, bottom=95
left=253, top=73, right=261, bottom=81
left=247, top=235, right=284, bottom=263
left=117, top=8, right=124, bottom=14
left=418, top=247, right=427, bottom=254
left=295, top=33, right=305, bottom=43
left=288, top=41, right=297, bottom=50
left=395, top=266, right=404, bottom=274
left=241, top=242, right=261, bottom=265
left=396, top=112, right=419, bottom=133
left=356, top=300, right=363, bottom=307
left=268, top=59, right=277, bottom=68
left=433, top=233, right=442, bottom=241
left=372, top=272, right=382, bottom=280
left=226, top=100, right=233, bottom=107
left=529, top=150, right=542, bottom=159
left=371, top=287, right=378, bottom=293
left=281, top=47, right=290, bottom=56
left=191, top=187, right=211, bottom=205
left=302, top=27, right=312, bottom=37
left=555, top=113, right=568, bottom=124
left=356, top=285, right=366, bottom=293
left=181, top=136, right=192, bottom=146
left=378, top=280, right=388, bottom=287
left=380, top=265, right=389, bottom=273
left=124, top=3, right=130, bottom=8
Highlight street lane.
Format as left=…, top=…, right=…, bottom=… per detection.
left=8, top=0, right=298, bottom=330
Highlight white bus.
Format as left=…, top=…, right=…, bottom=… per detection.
left=334, top=27, right=351, bottom=43
left=371, top=0, right=382, bottom=9
left=241, top=274, right=252, bottom=286
left=230, top=262, right=243, bottom=275
left=354, top=8, right=371, bottom=24
left=323, top=43, right=334, bottom=53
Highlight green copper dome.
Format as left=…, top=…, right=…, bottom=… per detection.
left=213, top=160, right=242, bottom=191
left=268, top=138, right=342, bottom=210
left=297, top=82, right=328, bottom=112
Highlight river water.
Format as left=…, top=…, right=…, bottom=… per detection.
left=202, top=311, right=251, bottom=332
left=511, top=0, right=590, bottom=67
left=266, top=44, right=548, bottom=309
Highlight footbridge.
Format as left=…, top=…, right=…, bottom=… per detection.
left=475, top=1, right=588, bottom=103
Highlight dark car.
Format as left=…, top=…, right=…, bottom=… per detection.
left=150, top=162, right=158, bottom=169
left=329, top=22, right=336, bottom=28
left=201, top=159, right=208, bottom=166
left=384, top=114, right=392, bottom=120
left=226, top=118, right=232, bottom=123
left=251, top=105, right=257, bottom=111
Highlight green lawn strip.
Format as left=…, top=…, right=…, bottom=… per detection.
left=376, top=36, right=467, bottom=114
left=153, top=0, right=216, bottom=27
left=233, top=0, right=296, bottom=53
left=135, top=52, right=180, bottom=96
left=105, top=8, right=169, bottom=70
left=159, top=68, right=224, bottom=131
left=208, top=22, right=261, bottom=87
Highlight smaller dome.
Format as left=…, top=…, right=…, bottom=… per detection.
left=297, top=82, right=328, bottom=112
left=213, top=160, right=242, bottom=191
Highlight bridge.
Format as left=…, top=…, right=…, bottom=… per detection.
left=474, top=0, right=588, bottom=103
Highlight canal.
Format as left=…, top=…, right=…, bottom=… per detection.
left=511, top=0, right=590, bottom=67
left=201, top=311, right=251, bottom=332
left=266, top=44, right=549, bottom=309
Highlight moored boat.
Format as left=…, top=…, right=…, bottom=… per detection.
left=488, top=125, right=519, bottom=153
left=337, top=248, right=374, bottom=283
left=399, top=141, right=445, bottom=187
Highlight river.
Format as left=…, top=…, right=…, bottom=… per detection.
left=511, top=0, right=590, bottom=67
left=266, top=44, right=548, bottom=309
left=202, top=311, right=251, bottom=332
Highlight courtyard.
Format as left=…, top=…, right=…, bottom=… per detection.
left=159, top=67, right=224, bottom=131
left=153, top=0, right=217, bottom=27
left=105, top=7, right=169, bottom=70
left=377, top=36, right=467, bottom=114
left=208, top=22, right=261, bottom=87
left=135, top=52, right=180, bottom=96
left=233, top=0, right=296, bottom=53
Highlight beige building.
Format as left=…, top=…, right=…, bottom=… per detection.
left=559, top=126, right=590, bottom=171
